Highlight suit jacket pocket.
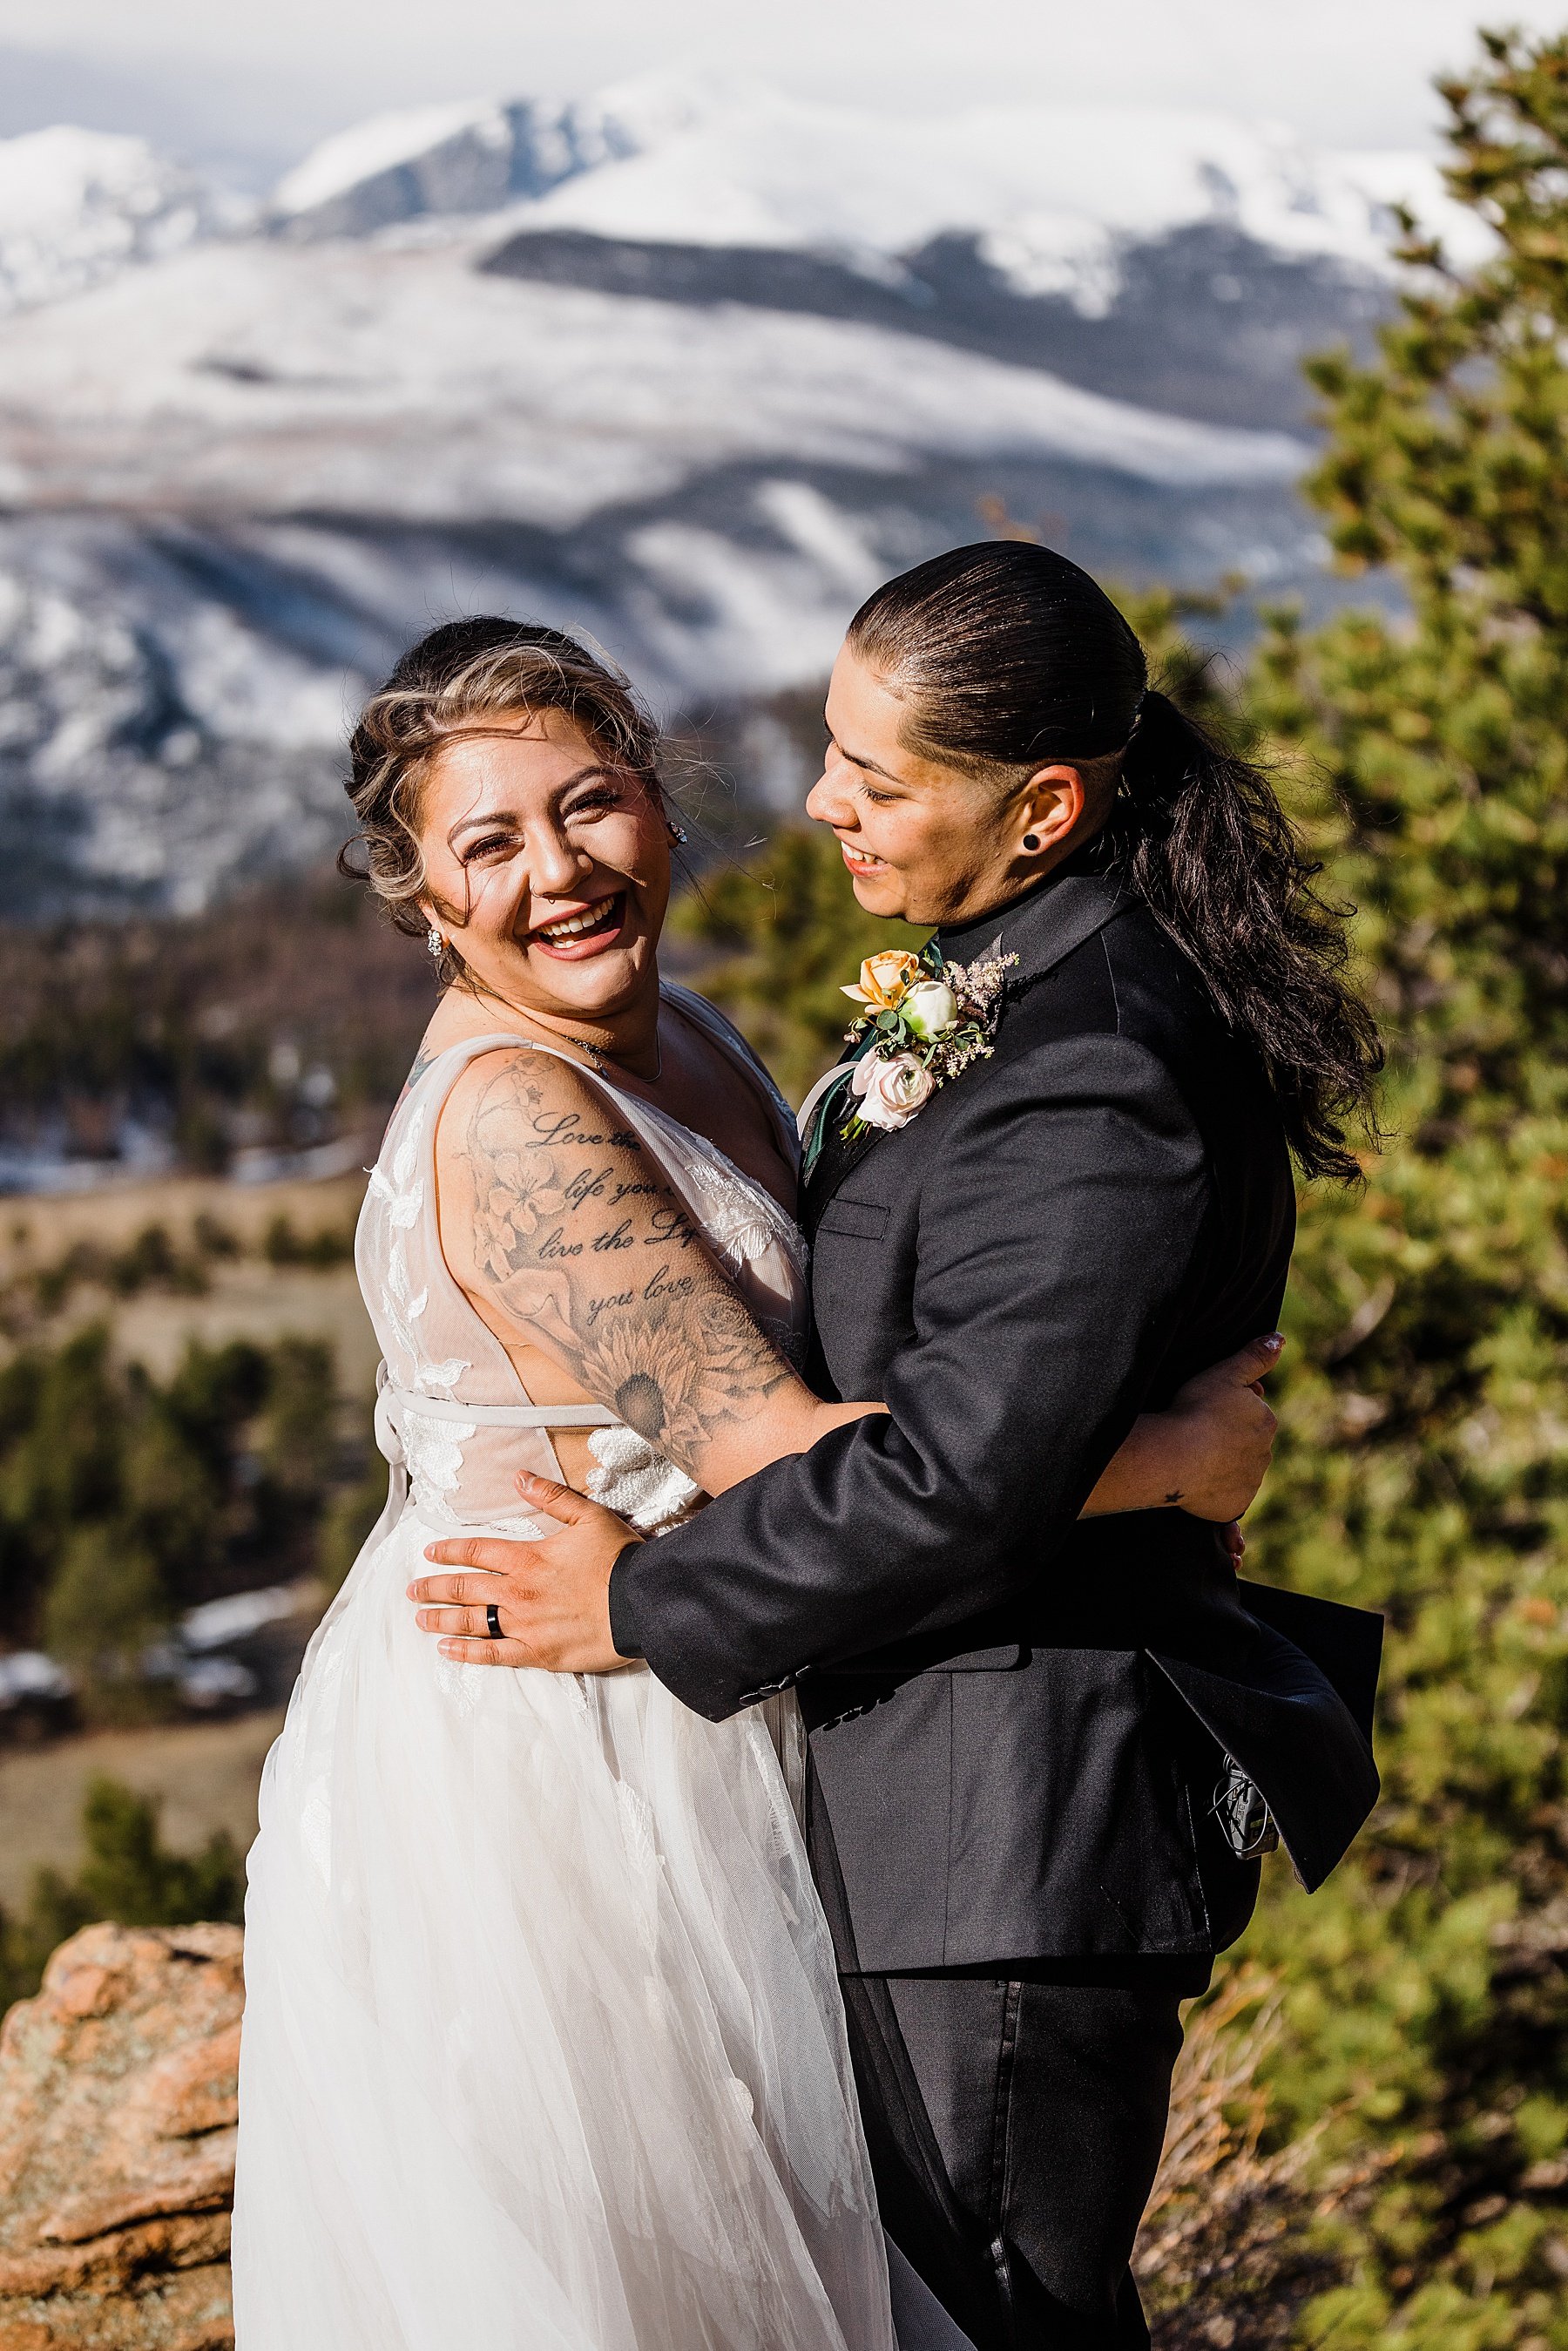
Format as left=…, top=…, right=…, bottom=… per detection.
left=930, top=1644, right=1027, bottom=1672
left=815, top=1196, right=889, bottom=1241
left=813, top=1640, right=1025, bottom=1680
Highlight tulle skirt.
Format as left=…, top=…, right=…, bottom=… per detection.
left=231, top=1508, right=893, bottom=2351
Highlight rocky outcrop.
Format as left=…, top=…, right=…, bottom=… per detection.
left=0, top=1921, right=1351, bottom=2349
left=0, top=1924, right=240, bottom=2351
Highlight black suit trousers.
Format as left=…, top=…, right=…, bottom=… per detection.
left=841, top=1959, right=1208, bottom=2349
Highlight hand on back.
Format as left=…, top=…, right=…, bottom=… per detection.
left=1163, top=1333, right=1283, bottom=1524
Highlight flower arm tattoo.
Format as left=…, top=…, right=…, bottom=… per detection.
left=444, top=1051, right=803, bottom=1487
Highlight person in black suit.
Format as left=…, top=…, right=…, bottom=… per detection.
left=411, top=545, right=1385, bottom=2348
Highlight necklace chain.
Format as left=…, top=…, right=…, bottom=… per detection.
left=569, top=1029, right=663, bottom=1083
left=474, top=987, right=662, bottom=1083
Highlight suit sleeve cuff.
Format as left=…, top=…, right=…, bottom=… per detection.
left=607, top=1542, right=645, bottom=1662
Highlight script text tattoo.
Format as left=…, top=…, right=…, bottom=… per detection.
left=460, top=1060, right=791, bottom=1473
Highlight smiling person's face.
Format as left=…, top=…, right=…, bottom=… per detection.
left=807, top=645, right=1104, bottom=927
left=416, top=709, right=672, bottom=1022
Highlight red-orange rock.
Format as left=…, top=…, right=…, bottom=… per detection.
left=0, top=1925, right=241, bottom=2350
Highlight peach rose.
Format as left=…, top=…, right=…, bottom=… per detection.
left=842, top=949, right=923, bottom=1011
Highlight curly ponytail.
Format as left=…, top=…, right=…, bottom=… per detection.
left=1106, top=688, right=1382, bottom=1180
left=848, top=543, right=1382, bottom=1181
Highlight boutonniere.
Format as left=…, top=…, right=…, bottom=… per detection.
left=837, top=945, right=1017, bottom=1138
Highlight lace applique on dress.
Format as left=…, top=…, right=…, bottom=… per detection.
left=366, top=1091, right=471, bottom=1403
left=585, top=1425, right=703, bottom=1535
left=645, top=1107, right=808, bottom=1293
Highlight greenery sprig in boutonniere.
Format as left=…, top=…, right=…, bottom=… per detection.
left=837, top=944, right=1017, bottom=1139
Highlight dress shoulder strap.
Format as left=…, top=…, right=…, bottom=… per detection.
left=661, top=984, right=800, bottom=1171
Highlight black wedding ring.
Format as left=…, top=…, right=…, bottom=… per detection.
left=485, top=1602, right=503, bottom=1640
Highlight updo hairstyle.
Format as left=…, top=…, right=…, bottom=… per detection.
left=342, top=617, right=664, bottom=988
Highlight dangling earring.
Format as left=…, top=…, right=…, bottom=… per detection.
left=427, top=926, right=444, bottom=959
left=666, top=821, right=689, bottom=846
left=1022, top=833, right=1041, bottom=853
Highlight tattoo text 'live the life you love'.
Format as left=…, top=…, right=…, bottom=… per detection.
left=457, top=1060, right=790, bottom=1474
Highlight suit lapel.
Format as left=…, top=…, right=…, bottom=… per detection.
left=941, top=870, right=1133, bottom=996
left=801, top=870, right=1133, bottom=1236
left=1028, top=874, right=1133, bottom=973
left=802, top=1094, right=886, bottom=1233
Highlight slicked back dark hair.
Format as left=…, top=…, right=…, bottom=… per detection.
left=849, top=544, right=1382, bottom=1180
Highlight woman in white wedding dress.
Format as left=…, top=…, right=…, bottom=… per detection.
left=232, top=620, right=1279, bottom=2350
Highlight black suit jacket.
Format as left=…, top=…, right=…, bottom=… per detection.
left=610, top=866, right=1380, bottom=1972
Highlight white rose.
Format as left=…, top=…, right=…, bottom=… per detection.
left=901, top=979, right=959, bottom=1041
left=852, top=1051, right=935, bottom=1131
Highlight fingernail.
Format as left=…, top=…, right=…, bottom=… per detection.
left=1262, top=1333, right=1284, bottom=1353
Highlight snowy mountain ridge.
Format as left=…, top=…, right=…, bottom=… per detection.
left=0, top=73, right=1457, bottom=916
left=475, top=76, right=1489, bottom=315
left=0, top=73, right=1490, bottom=322
left=0, top=125, right=240, bottom=317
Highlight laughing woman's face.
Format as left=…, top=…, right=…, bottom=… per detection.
left=416, top=710, right=672, bottom=1022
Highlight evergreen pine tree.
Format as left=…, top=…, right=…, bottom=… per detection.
left=1220, top=28, right=1568, bottom=2346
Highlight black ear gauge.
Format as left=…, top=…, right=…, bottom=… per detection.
left=1022, top=833, right=1041, bottom=852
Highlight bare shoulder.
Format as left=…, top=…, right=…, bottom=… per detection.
left=437, top=1041, right=636, bottom=1160
left=434, top=1043, right=693, bottom=1282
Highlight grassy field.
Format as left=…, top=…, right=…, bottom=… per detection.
left=1, top=1164, right=380, bottom=1393
left=0, top=1707, right=286, bottom=1907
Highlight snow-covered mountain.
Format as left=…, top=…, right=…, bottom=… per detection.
left=266, top=75, right=1484, bottom=299
left=489, top=77, right=1484, bottom=306
left=0, top=233, right=1304, bottom=519
left=0, top=75, right=1461, bottom=915
left=0, top=125, right=238, bottom=316
left=268, top=96, right=635, bottom=242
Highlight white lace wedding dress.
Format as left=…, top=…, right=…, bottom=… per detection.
left=232, top=999, right=896, bottom=2351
